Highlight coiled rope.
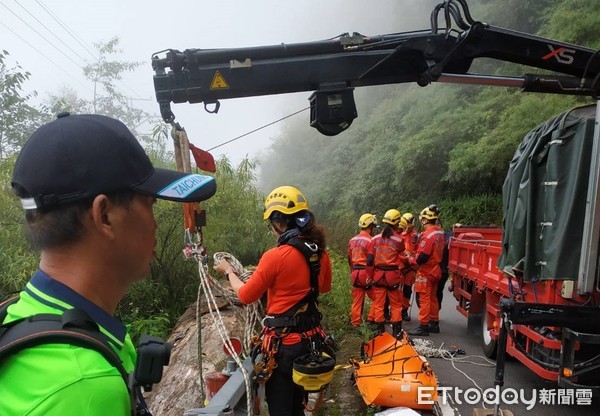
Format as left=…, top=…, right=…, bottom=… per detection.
left=196, top=256, right=253, bottom=413
left=212, top=252, right=264, bottom=351
left=192, top=250, right=264, bottom=414
left=411, top=338, right=495, bottom=408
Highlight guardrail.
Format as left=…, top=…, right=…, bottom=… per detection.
left=185, top=357, right=254, bottom=416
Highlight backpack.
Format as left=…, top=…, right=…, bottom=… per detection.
left=0, top=296, right=152, bottom=415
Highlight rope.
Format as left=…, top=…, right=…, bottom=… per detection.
left=195, top=268, right=206, bottom=406
left=207, top=107, right=308, bottom=151
left=303, top=391, right=325, bottom=413
left=171, top=125, right=208, bottom=405
left=411, top=338, right=495, bottom=409
left=213, top=252, right=264, bottom=351
left=196, top=254, right=254, bottom=414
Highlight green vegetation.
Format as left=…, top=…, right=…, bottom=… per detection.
left=259, top=0, right=595, bottom=251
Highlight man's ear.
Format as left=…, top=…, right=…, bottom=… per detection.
left=90, top=194, right=116, bottom=238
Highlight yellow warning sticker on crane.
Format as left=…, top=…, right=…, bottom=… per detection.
left=210, top=71, right=229, bottom=90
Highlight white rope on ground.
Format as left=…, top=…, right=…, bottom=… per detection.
left=411, top=338, right=496, bottom=409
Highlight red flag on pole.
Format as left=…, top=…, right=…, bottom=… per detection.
left=189, top=143, right=216, bottom=173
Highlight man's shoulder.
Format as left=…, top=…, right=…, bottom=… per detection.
left=0, top=346, right=128, bottom=415
left=1, top=288, right=136, bottom=370
left=0, top=342, right=126, bottom=393
left=2, top=289, right=63, bottom=325
left=350, top=233, right=371, bottom=242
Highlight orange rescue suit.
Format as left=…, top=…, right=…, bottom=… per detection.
left=366, top=230, right=405, bottom=323
left=412, top=225, right=445, bottom=325
left=347, top=230, right=374, bottom=326
left=400, top=228, right=418, bottom=311
left=400, top=229, right=418, bottom=284
left=239, top=244, right=332, bottom=344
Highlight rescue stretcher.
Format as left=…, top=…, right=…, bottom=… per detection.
left=351, top=332, right=438, bottom=410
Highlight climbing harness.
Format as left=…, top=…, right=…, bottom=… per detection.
left=170, top=121, right=267, bottom=414
left=249, top=235, right=336, bottom=413
left=170, top=125, right=335, bottom=413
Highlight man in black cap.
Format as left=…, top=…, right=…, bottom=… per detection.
left=0, top=113, right=216, bottom=415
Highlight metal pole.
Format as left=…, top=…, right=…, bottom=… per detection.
left=493, top=313, right=509, bottom=416
left=578, top=100, right=600, bottom=295
left=438, top=73, right=525, bottom=88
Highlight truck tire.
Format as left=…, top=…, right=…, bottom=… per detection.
left=482, top=301, right=497, bottom=359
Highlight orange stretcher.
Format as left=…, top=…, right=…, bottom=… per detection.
left=351, top=332, right=438, bottom=410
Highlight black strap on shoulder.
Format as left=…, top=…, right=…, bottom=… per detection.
left=0, top=303, right=128, bottom=384
left=0, top=296, right=153, bottom=416
left=286, top=236, right=322, bottom=302
left=264, top=237, right=324, bottom=329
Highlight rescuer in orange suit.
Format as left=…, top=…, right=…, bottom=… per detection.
left=214, top=185, right=332, bottom=416
left=348, top=213, right=378, bottom=327
left=407, top=206, right=445, bottom=336
left=365, top=209, right=405, bottom=338
left=399, top=212, right=418, bottom=321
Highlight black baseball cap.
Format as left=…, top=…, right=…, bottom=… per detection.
left=12, top=112, right=217, bottom=211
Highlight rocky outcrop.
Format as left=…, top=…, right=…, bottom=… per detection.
left=145, top=300, right=247, bottom=416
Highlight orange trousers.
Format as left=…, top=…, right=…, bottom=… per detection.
left=367, top=286, right=403, bottom=323
left=414, top=273, right=439, bottom=325
left=350, top=286, right=374, bottom=326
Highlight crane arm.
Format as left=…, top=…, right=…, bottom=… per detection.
left=152, top=0, right=599, bottom=134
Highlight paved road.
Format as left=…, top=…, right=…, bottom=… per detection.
left=401, top=286, right=598, bottom=416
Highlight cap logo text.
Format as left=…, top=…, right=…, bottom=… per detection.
left=159, top=174, right=213, bottom=198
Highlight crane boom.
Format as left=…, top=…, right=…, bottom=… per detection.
left=152, top=7, right=599, bottom=130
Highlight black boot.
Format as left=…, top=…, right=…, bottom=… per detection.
left=402, top=310, right=411, bottom=322
left=408, top=324, right=430, bottom=337
left=392, top=322, right=403, bottom=339
left=367, top=321, right=384, bottom=336
left=429, top=321, right=440, bottom=333
left=383, top=297, right=391, bottom=321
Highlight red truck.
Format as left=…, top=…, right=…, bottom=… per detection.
left=449, top=105, right=600, bottom=392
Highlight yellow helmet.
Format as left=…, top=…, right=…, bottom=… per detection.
left=292, top=353, right=335, bottom=392
left=263, top=186, right=309, bottom=220
left=419, top=206, right=439, bottom=221
left=382, top=209, right=402, bottom=226
left=358, top=213, right=377, bottom=228
left=400, top=212, right=415, bottom=229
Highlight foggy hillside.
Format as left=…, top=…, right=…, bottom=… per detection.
left=257, top=0, right=597, bottom=248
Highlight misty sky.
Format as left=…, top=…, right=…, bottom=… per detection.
left=2, top=0, right=439, bottom=164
